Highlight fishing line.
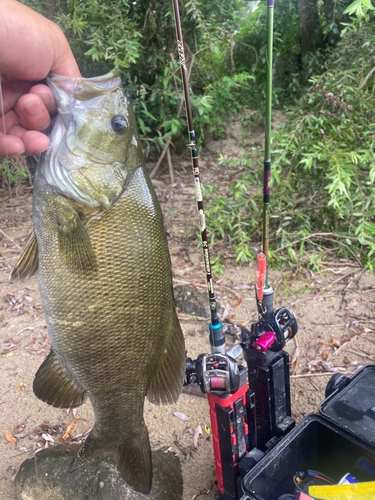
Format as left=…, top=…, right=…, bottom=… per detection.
left=262, top=0, right=274, bottom=290
left=0, top=75, right=12, bottom=199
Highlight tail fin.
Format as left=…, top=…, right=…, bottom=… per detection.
left=114, top=424, right=152, bottom=494
left=69, top=425, right=152, bottom=495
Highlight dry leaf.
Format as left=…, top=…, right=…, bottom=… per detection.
left=306, top=345, right=317, bottom=360
left=343, top=356, right=350, bottom=364
left=233, top=297, right=243, bottom=308
left=322, top=351, right=328, bottom=360
left=173, top=412, right=189, bottom=421
left=174, top=440, right=190, bottom=455
left=322, top=343, right=333, bottom=349
left=60, top=419, right=86, bottom=442
left=42, top=433, right=54, bottom=443
left=193, top=425, right=203, bottom=449
left=5, top=429, right=17, bottom=447
left=16, top=381, right=25, bottom=393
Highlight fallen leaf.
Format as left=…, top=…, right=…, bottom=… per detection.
left=60, top=419, right=86, bottom=442
left=322, top=343, right=333, bottom=349
left=5, top=429, right=16, bottom=447
left=2, top=345, right=21, bottom=355
left=233, top=297, right=243, bottom=308
left=322, top=351, right=328, bottom=360
left=173, top=412, right=189, bottom=421
left=306, top=345, right=316, bottom=360
left=343, top=356, right=350, bottom=364
left=42, top=433, right=54, bottom=443
left=204, top=424, right=210, bottom=435
left=174, top=440, right=191, bottom=455
left=16, top=382, right=25, bottom=393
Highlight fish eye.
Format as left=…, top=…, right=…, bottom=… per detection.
left=111, top=115, right=128, bottom=134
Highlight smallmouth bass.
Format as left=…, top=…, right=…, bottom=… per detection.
left=10, top=69, right=185, bottom=494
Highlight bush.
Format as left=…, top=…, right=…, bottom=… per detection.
left=205, top=21, right=375, bottom=270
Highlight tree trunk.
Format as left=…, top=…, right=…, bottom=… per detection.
left=298, top=0, right=322, bottom=58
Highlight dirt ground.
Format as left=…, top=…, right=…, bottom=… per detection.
left=1, top=126, right=375, bottom=500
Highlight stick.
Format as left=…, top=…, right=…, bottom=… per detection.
left=150, top=137, right=172, bottom=179
left=167, top=147, right=175, bottom=184
left=0, top=229, right=22, bottom=250
left=15, top=327, right=35, bottom=336
left=291, top=371, right=352, bottom=379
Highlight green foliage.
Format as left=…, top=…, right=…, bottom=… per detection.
left=20, top=0, right=257, bottom=151
left=0, top=157, right=29, bottom=190
left=205, top=23, right=375, bottom=270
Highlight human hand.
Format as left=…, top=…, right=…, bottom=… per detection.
left=0, top=0, right=80, bottom=157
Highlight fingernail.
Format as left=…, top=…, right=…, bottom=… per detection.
left=24, top=100, right=44, bottom=119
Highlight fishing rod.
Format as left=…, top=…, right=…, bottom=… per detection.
left=240, top=0, right=299, bottom=455
left=172, top=0, right=298, bottom=498
left=172, top=2, right=256, bottom=498
left=171, top=0, right=226, bottom=359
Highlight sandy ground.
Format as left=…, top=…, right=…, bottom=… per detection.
left=1, top=138, right=375, bottom=499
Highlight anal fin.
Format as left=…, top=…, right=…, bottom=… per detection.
left=9, top=230, right=38, bottom=283
left=33, top=348, right=86, bottom=408
left=147, top=313, right=185, bottom=404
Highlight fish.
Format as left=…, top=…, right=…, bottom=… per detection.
left=10, top=69, right=186, bottom=494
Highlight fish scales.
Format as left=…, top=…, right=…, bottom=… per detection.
left=10, top=69, right=185, bottom=494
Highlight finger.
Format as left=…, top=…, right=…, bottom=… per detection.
left=14, top=94, right=51, bottom=131
left=8, top=125, right=28, bottom=139
left=49, top=24, right=81, bottom=78
left=29, top=84, right=57, bottom=114
left=21, top=130, right=50, bottom=155
left=0, top=110, right=20, bottom=133
left=0, top=134, right=25, bottom=157
left=0, top=81, right=32, bottom=115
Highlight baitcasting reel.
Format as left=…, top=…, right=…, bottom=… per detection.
left=242, top=286, right=298, bottom=353
left=185, top=344, right=243, bottom=394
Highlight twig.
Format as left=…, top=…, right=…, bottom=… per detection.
left=346, top=348, right=375, bottom=361
left=167, top=147, right=175, bottom=184
left=150, top=137, right=172, bottom=179
left=0, top=229, right=22, bottom=250
left=291, top=336, right=300, bottom=371
left=15, top=327, right=35, bottom=336
left=291, top=372, right=351, bottom=379
left=313, top=269, right=360, bottom=300
left=327, top=337, right=356, bottom=361
left=274, top=233, right=363, bottom=266
left=339, top=269, right=364, bottom=310
left=0, top=386, right=12, bottom=397
left=309, top=378, right=321, bottom=392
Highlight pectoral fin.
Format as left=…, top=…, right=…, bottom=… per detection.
left=33, top=348, right=86, bottom=408
left=56, top=205, right=96, bottom=275
left=147, top=313, right=185, bottom=404
left=9, top=230, right=38, bottom=283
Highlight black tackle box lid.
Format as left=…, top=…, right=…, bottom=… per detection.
left=320, top=364, right=375, bottom=447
